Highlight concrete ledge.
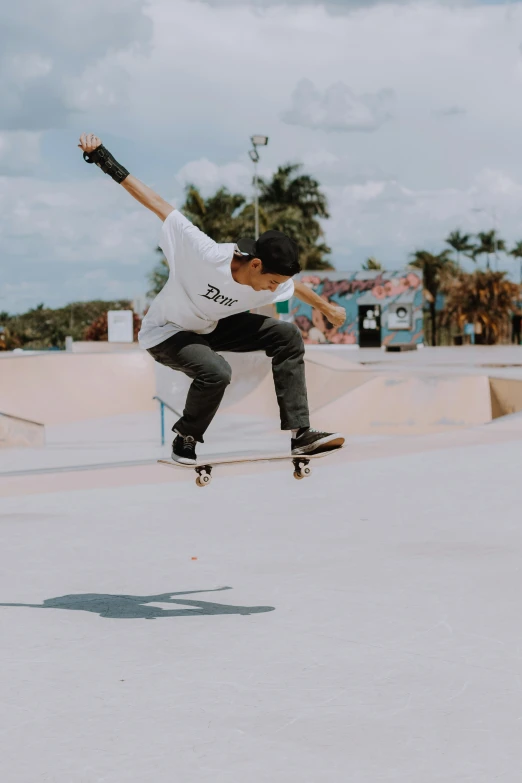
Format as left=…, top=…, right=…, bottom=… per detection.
left=0, top=411, right=45, bottom=448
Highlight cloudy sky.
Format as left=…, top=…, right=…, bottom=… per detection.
left=2, top=0, right=522, bottom=312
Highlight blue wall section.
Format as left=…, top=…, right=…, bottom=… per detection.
left=291, top=271, right=424, bottom=346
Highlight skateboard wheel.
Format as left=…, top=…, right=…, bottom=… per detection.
left=303, top=466, right=312, bottom=477
left=293, top=471, right=304, bottom=480
left=196, top=474, right=212, bottom=487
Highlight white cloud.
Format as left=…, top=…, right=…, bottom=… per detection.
left=282, top=79, right=394, bottom=132
left=6, top=54, right=53, bottom=83
left=0, top=174, right=164, bottom=312
left=4, top=0, right=522, bottom=310
left=321, top=166, right=522, bottom=271
left=83, top=269, right=108, bottom=281
left=176, top=159, right=252, bottom=195
left=70, top=60, right=133, bottom=114
left=301, top=149, right=393, bottom=187
left=0, top=0, right=152, bottom=131
left=0, top=132, right=41, bottom=174
left=0, top=175, right=159, bottom=264
left=435, top=105, right=467, bottom=117
left=189, top=0, right=413, bottom=9
left=0, top=281, right=49, bottom=312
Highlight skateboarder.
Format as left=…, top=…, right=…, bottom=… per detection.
left=79, top=133, right=346, bottom=464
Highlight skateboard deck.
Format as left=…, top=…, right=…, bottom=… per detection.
left=158, top=447, right=343, bottom=487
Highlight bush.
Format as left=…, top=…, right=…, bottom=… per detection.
left=0, top=300, right=136, bottom=350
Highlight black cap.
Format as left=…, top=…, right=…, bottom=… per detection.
left=237, top=230, right=300, bottom=276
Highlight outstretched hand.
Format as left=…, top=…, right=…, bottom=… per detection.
left=77, top=133, right=173, bottom=220
left=326, top=304, right=346, bottom=328
left=78, top=133, right=102, bottom=154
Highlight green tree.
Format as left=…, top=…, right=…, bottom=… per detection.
left=258, top=163, right=333, bottom=270
left=362, top=257, right=383, bottom=271
left=410, top=249, right=457, bottom=346
left=0, top=324, right=21, bottom=351
left=474, top=230, right=506, bottom=271
left=147, top=184, right=250, bottom=298
left=182, top=185, right=248, bottom=241
left=147, top=248, right=169, bottom=297
left=444, top=230, right=475, bottom=268
left=147, top=162, right=333, bottom=289
left=3, top=300, right=133, bottom=350
left=509, top=240, right=522, bottom=285
left=443, top=270, right=519, bottom=344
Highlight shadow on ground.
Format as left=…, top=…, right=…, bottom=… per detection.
left=0, top=587, right=275, bottom=620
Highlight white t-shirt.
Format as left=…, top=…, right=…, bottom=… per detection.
left=138, top=210, right=294, bottom=349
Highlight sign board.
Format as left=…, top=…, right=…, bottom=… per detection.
left=132, top=296, right=148, bottom=316
left=388, top=304, right=412, bottom=331
left=108, top=310, right=134, bottom=343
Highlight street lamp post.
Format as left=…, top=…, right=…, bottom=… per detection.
left=249, top=135, right=269, bottom=240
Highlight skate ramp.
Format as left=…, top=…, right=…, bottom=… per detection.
left=305, top=357, right=371, bottom=411
left=486, top=409, right=522, bottom=431
left=311, top=374, right=494, bottom=435
left=154, top=355, right=506, bottom=435
left=484, top=377, right=522, bottom=431
left=0, top=412, right=45, bottom=448
left=489, top=377, right=522, bottom=419
left=154, top=364, right=522, bottom=439
left=302, top=351, right=364, bottom=371
left=154, top=352, right=275, bottom=417
left=155, top=352, right=373, bottom=420
left=0, top=353, right=156, bottom=425
left=7, top=349, right=522, bottom=440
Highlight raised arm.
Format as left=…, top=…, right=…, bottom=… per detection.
left=294, top=281, right=346, bottom=328
left=78, top=133, right=174, bottom=222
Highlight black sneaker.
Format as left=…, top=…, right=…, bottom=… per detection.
left=291, top=427, right=345, bottom=455
left=172, top=434, right=197, bottom=465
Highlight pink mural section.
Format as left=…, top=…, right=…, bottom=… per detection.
left=291, top=271, right=424, bottom=346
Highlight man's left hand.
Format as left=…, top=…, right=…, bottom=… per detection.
left=325, top=304, right=346, bottom=328
left=78, top=133, right=103, bottom=154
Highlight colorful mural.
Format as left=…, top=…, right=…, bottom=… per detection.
left=291, top=270, right=424, bottom=347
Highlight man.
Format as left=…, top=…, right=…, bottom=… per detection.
left=78, top=133, right=346, bottom=464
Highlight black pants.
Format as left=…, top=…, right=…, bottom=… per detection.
left=147, top=312, right=310, bottom=442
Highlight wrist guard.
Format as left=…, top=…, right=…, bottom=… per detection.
left=83, top=145, right=129, bottom=184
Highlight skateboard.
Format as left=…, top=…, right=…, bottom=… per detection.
left=158, top=447, right=343, bottom=487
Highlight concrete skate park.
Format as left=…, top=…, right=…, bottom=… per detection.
left=2, top=343, right=522, bottom=781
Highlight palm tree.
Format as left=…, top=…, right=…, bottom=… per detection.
left=362, top=257, right=383, bottom=271
left=474, top=230, right=506, bottom=271
left=182, top=185, right=248, bottom=241
left=410, top=249, right=458, bottom=346
left=258, top=163, right=333, bottom=270
left=147, top=247, right=169, bottom=297
left=493, top=233, right=506, bottom=269
left=444, top=270, right=519, bottom=344
left=509, top=240, right=522, bottom=285
left=258, top=163, right=329, bottom=220
left=444, top=230, right=475, bottom=268
left=148, top=164, right=334, bottom=282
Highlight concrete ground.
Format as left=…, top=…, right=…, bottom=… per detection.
left=1, top=346, right=522, bottom=781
